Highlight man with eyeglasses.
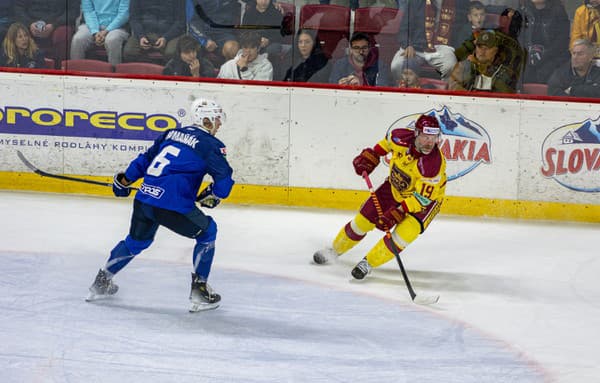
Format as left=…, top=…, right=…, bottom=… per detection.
left=328, top=31, right=391, bottom=86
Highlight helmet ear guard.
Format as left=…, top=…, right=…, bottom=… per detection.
left=191, top=98, right=226, bottom=128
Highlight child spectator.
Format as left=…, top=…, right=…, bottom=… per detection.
left=570, top=0, right=600, bottom=61
left=397, top=61, right=438, bottom=89
left=162, top=35, right=217, bottom=78
left=14, top=0, right=80, bottom=65
left=329, top=31, right=391, bottom=87
left=283, top=29, right=330, bottom=83
left=0, top=22, right=46, bottom=68
left=547, top=38, right=600, bottom=98
left=519, top=0, right=570, bottom=84
left=70, top=0, right=130, bottom=66
left=453, top=1, right=487, bottom=49
left=124, top=0, right=186, bottom=62
left=217, top=31, right=273, bottom=80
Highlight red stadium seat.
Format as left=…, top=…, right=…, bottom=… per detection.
left=115, top=62, right=165, bottom=75
left=419, top=77, right=448, bottom=90
left=522, top=83, right=548, bottom=95
left=299, top=4, right=351, bottom=59
left=44, top=58, right=55, bottom=69
left=354, top=7, right=404, bottom=65
left=60, top=59, right=114, bottom=73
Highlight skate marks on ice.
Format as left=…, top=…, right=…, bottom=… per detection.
left=0, top=252, right=545, bottom=383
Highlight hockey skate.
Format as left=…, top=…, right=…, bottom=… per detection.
left=313, top=247, right=337, bottom=264
left=351, top=257, right=372, bottom=280
left=86, top=269, right=119, bottom=301
left=189, top=273, right=221, bottom=313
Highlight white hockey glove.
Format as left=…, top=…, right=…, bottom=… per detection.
left=196, top=184, right=221, bottom=208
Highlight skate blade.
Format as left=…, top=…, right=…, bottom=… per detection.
left=413, top=294, right=440, bottom=305
left=85, top=291, right=114, bottom=302
left=189, top=302, right=220, bottom=313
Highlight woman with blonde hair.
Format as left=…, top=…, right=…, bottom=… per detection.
left=0, top=22, right=46, bottom=68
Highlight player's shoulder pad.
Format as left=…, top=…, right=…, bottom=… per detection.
left=387, top=128, right=413, bottom=148
left=418, top=147, right=445, bottom=178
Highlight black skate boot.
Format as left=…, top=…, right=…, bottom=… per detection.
left=189, top=273, right=221, bottom=312
left=313, top=247, right=337, bottom=264
left=351, top=257, right=372, bottom=280
left=86, top=269, right=118, bottom=301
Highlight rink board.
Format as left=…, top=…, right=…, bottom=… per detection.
left=0, top=72, right=599, bottom=222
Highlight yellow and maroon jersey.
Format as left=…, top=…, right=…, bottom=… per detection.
left=375, top=128, right=447, bottom=215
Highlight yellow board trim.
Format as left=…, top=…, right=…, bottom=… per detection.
left=2, top=171, right=599, bottom=223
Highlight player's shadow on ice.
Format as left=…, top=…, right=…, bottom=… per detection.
left=361, top=268, right=536, bottom=299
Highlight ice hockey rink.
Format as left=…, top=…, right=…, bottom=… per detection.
left=0, top=190, right=598, bottom=383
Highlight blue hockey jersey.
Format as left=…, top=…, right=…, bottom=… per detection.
left=123, top=126, right=234, bottom=214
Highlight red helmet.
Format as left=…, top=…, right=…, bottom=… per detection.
left=414, top=115, right=441, bottom=135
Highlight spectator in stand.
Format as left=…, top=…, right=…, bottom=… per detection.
left=391, top=0, right=469, bottom=81
left=452, top=1, right=488, bottom=49
left=0, top=22, right=46, bottom=68
left=189, top=0, right=241, bottom=66
left=519, top=0, right=570, bottom=84
left=123, top=0, right=186, bottom=63
left=14, top=0, right=80, bottom=65
left=162, top=35, right=217, bottom=78
left=329, top=31, right=391, bottom=87
left=283, top=29, right=330, bottom=83
left=448, top=29, right=520, bottom=93
left=570, top=0, right=600, bottom=61
left=454, top=8, right=526, bottom=87
left=217, top=31, right=273, bottom=80
left=547, top=38, right=600, bottom=98
left=70, top=0, right=130, bottom=66
left=0, top=0, right=16, bottom=43
left=242, top=0, right=285, bottom=56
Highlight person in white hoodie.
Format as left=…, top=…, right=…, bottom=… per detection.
left=217, top=31, right=273, bottom=81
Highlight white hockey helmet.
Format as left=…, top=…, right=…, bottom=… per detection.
left=191, top=98, right=226, bottom=128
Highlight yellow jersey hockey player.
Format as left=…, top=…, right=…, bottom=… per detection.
left=313, top=114, right=447, bottom=279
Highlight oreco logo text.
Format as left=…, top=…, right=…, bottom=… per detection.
left=540, top=117, right=600, bottom=192
left=0, top=105, right=180, bottom=141
left=386, top=106, right=492, bottom=181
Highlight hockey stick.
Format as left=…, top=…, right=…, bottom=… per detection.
left=16, top=150, right=138, bottom=190
left=362, top=171, right=439, bottom=305
left=195, top=4, right=282, bottom=30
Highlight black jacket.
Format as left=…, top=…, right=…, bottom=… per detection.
left=0, top=49, right=45, bottom=68
left=241, top=3, right=283, bottom=45
left=283, top=48, right=331, bottom=83
left=162, top=55, right=217, bottom=78
left=14, top=0, right=79, bottom=27
left=129, top=0, right=186, bottom=40
left=519, top=0, right=570, bottom=82
left=547, top=62, right=600, bottom=98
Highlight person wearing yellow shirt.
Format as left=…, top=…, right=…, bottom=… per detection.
left=313, top=114, right=447, bottom=280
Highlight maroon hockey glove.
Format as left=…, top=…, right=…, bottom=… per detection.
left=353, top=148, right=380, bottom=176
left=376, top=206, right=405, bottom=231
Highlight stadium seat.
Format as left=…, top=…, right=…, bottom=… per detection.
left=299, top=4, right=351, bottom=59
left=419, top=77, right=448, bottom=90
left=354, top=7, right=404, bottom=65
left=44, top=58, right=56, bottom=69
left=115, top=62, right=165, bottom=75
left=522, top=83, right=548, bottom=95
left=60, top=59, right=114, bottom=73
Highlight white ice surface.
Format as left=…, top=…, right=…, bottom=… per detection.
left=0, top=191, right=598, bottom=383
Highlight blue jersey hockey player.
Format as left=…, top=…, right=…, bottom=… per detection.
left=86, top=98, right=234, bottom=312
